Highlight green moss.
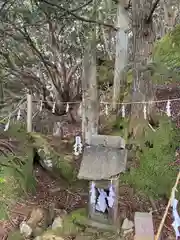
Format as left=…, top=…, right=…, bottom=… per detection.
left=71, top=208, right=87, bottom=223
left=97, top=59, right=113, bottom=89
left=41, top=209, right=87, bottom=238
left=153, top=24, right=180, bottom=75
left=62, top=208, right=87, bottom=235
left=8, top=230, right=24, bottom=240
left=0, top=123, right=36, bottom=219
left=121, top=116, right=179, bottom=199
left=31, top=133, right=76, bottom=182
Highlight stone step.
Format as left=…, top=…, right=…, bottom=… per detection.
left=134, top=212, right=154, bottom=240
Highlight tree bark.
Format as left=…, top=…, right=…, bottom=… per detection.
left=129, top=0, right=157, bottom=138
left=82, top=34, right=99, bottom=144
left=163, top=0, right=178, bottom=33
left=112, top=1, right=129, bottom=110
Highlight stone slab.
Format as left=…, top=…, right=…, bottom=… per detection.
left=134, top=212, right=154, bottom=240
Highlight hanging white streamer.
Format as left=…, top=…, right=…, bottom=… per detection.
left=73, top=136, right=83, bottom=156
left=78, top=141, right=83, bottom=154
left=76, top=136, right=83, bottom=154
left=73, top=136, right=79, bottom=156
left=73, top=143, right=79, bottom=156
left=166, top=100, right=171, bottom=117
left=171, top=198, right=180, bottom=239
left=52, top=102, right=56, bottom=113
left=66, top=103, right=69, bottom=112
left=143, top=104, right=147, bottom=120
left=107, top=183, right=115, bottom=208
left=122, top=104, right=125, bottom=118
left=90, top=181, right=96, bottom=204
left=95, top=189, right=107, bottom=213
left=39, top=100, right=43, bottom=112
left=4, top=118, right=10, bottom=132
left=78, top=103, right=82, bottom=116
left=76, top=136, right=81, bottom=145
left=17, top=109, right=21, bottom=121
left=105, top=104, right=108, bottom=116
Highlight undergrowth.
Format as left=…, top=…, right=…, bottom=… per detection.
left=31, top=132, right=76, bottom=182
left=121, top=116, right=180, bottom=199
left=0, top=123, right=36, bottom=219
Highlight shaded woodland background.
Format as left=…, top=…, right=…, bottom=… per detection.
left=0, top=0, right=180, bottom=239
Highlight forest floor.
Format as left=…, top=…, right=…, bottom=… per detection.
left=0, top=164, right=175, bottom=239
left=0, top=84, right=180, bottom=239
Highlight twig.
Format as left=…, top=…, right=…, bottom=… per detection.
left=155, top=171, right=180, bottom=240
left=148, top=123, right=156, bottom=132
left=42, top=0, right=117, bottom=31
left=146, top=0, right=160, bottom=23
left=149, top=196, right=157, bottom=211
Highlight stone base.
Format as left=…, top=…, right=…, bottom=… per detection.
left=76, top=217, right=118, bottom=232
left=134, top=212, right=154, bottom=240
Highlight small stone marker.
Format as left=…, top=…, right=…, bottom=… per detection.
left=134, top=212, right=154, bottom=240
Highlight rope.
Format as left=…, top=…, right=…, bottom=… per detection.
left=0, top=96, right=26, bottom=122
left=32, top=97, right=180, bottom=105
left=155, top=171, right=180, bottom=240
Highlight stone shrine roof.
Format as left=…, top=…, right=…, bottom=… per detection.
left=78, top=135, right=127, bottom=180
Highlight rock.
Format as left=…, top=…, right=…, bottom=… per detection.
left=123, top=228, right=133, bottom=236
left=134, top=212, right=154, bottom=240
left=54, top=208, right=67, bottom=217
left=7, top=230, right=23, bottom=240
left=20, top=208, right=45, bottom=238
left=31, top=133, right=75, bottom=182
left=34, top=237, right=42, bottom=240
left=85, top=227, right=99, bottom=234
left=27, top=208, right=44, bottom=228
left=121, top=218, right=134, bottom=230
left=52, top=216, right=63, bottom=230
left=33, top=227, right=44, bottom=237
left=75, top=236, right=93, bottom=240
left=20, top=221, right=33, bottom=238
left=41, top=232, right=64, bottom=240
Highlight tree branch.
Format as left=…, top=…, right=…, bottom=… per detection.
left=146, top=0, right=160, bottom=23
left=41, top=0, right=117, bottom=31
left=71, top=0, right=93, bottom=12
left=17, top=26, right=56, bottom=85
left=67, top=61, right=82, bottom=84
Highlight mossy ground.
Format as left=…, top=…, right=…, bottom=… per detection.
left=30, top=132, right=76, bottom=182
left=0, top=123, right=36, bottom=220
left=101, top=112, right=180, bottom=200
left=41, top=208, right=118, bottom=240
left=120, top=116, right=180, bottom=199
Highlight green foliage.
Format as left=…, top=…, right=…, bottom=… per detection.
left=31, top=133, right=76, bottom=182
left=122, top=117, right=180, bottom=199
left=0, top=123, right=36, bottom=219
left=110, top=116, right=129, bottom=140
left=97, top=59, right=114, bottom=89
left=62, top=208, right=87, bottom=235
left=8, top=230, right=24, bottom=240
left=153, top=24, right=180, bottom=71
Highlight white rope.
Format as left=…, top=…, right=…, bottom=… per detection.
left=30, top=97, right=180, bottom=105
left=1, top=95, right=179, bottom=123
left=0, top=96, right=26, bottom=122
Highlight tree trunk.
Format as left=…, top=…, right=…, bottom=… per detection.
left=0, top=82, right=4, bottom=108
left=81, top=35, right=99, bottom=144
left=112, top=1, right=129, bottom=110
left=81, top=0, right=99, bottom=144
left=163, top=0, right=178, bottom=33
left=129, top=0, right=156, bottom=139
